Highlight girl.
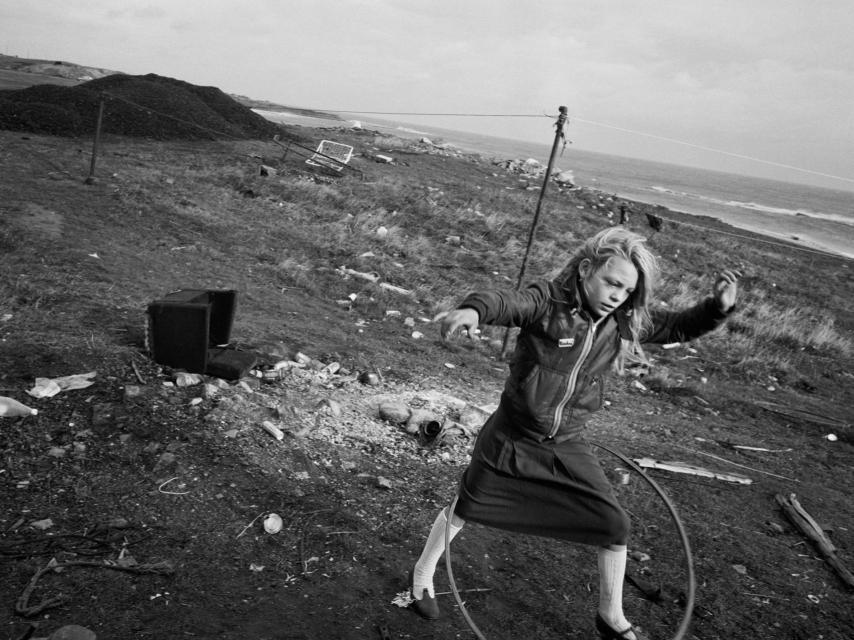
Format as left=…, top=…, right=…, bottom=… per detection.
left=409, top=227, right=739, bottom=640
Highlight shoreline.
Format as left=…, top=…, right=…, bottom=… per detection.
left=258, top=109, right=852, bottom=261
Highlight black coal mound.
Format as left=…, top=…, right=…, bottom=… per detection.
left=0, top=73, right=284, bottom=140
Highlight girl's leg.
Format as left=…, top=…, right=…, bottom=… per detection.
left=412, top=506, right=464, bottom=599
left=597, top=544, right=637, bottom=639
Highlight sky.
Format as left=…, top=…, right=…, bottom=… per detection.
left=2, top=1, right=853, bottom=191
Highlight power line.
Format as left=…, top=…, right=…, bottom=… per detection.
left=572, top=116, right=854, bottom=185
left=331, top=110, right=552, bottom=118
left=311, top=108, right=853, bottom=186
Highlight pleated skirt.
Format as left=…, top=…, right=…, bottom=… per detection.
left=453, top=406, right=630, bottom=546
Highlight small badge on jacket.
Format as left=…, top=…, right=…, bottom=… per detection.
left=558, top=338, right=575, bottom=348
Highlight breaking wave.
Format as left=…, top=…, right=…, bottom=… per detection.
left=649, top=186, right=854, bottom=226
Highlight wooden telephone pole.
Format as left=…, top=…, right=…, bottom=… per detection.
left=500, top=106, right=569, bottom=358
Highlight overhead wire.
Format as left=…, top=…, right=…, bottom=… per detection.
left=37, top=93, right=851, bottom=261
left=315, top=108, right=854, bottom=186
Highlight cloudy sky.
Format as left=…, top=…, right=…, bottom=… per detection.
left=2, top=1, right=852, bottom=189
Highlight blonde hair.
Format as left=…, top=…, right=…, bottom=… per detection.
left=556, top=227, right=659, bottom=371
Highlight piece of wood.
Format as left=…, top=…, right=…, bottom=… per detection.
left=775, top=493, right=854, bottom=590
left=634, top=457, right=753, bottom=484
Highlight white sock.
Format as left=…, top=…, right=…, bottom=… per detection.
left=412, top=508, right=463, bottom=599
left=598, top=545, right=633, bottom=635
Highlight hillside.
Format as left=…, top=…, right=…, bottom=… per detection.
left=0, top=72, right=287, bottom=140
left=0, top=69, right=852, bottom=640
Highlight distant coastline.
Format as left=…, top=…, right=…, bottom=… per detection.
left=258, top=109, right=854, bottom=261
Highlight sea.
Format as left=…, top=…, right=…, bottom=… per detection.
left=256, top=109, right=854, bottom=260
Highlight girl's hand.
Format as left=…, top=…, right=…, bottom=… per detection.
left=713, top=269, right=740, bottom=313
left=435, top=308, right=481, bottom=341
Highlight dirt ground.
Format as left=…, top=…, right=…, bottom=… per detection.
left=1, top=128, right=852, bottom=640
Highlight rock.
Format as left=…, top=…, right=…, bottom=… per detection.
left=153, top=452, right=176, bottom=472
left=414, top=390, right=467, bottom=411
left=48, top=446, right=67, bottom=458
left=175, top=372, right=204, bottom=387
left=31, top=518, right=54, bottom=530
left=553, top=170, right=575, bottom=185
left=48, top=625, right=97, bottom=640
left=378, top=402, right=410, bottom=424
left=123, top=385, right=143, bottom=399
left=259, top=164, right=277, bottom=176
left=376, top=476, right=393, bottom=490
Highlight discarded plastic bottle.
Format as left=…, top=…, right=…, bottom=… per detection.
left=0, top=396, right=38, bottom=417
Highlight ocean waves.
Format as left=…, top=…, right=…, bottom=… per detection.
left=648, top=185, right=854, bottom=227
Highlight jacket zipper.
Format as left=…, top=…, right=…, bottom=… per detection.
left=549, top=319, right=598, bottom=438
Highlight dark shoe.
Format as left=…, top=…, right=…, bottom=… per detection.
left=595, top=613, right=648, bottom=640
left=408, top=570, right=440, bottom=620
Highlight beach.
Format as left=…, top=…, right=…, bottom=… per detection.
left=257, top=108, right=854, bottom=260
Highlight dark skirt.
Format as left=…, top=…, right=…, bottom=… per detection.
left=453, top=407, right=630, bottom=546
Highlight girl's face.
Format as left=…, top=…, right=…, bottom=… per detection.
left=579, top=256, right=639, bottom=318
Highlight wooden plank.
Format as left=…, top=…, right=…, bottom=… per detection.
left=634, top=457, right=753, bottom=484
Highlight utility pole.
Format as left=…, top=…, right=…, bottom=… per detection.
left=500, top=106, right=569, bottom=358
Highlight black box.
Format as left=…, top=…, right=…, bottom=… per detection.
left=147, top=289, right=255, bottom=379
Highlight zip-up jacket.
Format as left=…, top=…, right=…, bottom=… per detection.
left=460, top=279, right=731, bottom=443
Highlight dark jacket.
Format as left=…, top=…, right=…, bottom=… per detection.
left=460, top=279, right=730, bottom=442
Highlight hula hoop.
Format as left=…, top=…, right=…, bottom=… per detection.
left=444, top=441, right=696, bottom=640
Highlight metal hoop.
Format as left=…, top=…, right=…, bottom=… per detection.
left=444, top=441, right=696, bottom=640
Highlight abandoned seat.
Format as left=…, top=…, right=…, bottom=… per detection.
left=305, top=140, right=354, bottom=172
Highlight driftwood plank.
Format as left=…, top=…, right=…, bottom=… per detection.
left=634, top=457, right=753, bottom=484
left=775, top=493, right=854, bottom=590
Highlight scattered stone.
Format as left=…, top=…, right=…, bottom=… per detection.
left=629, top=550, right=651, bottom=562
left=376, top=476, right=393, bottom=490
left=175, top=372, right=204, bottom=387
left=48, top=625, right=97, bottom=640
left=123, top=385, right=143, bottom=399
left=153, top=452, right=176, bottom=472
left=48, top=446, right=67, bottom=458
left=378, top=401, right=410, bottom=424
left=31, top=518, right=54, bottom=530
left=732, top=564, right=748, bottom=575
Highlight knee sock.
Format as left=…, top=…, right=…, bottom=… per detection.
left=598, top=545, right=633, bottom=634
left=412, top=508, right=463, bottom=599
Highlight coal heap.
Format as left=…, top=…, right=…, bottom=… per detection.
left=0, top=73, right=284, bottom=140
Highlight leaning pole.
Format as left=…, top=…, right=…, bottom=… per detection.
left=500, top=105, right=569, bottom=358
